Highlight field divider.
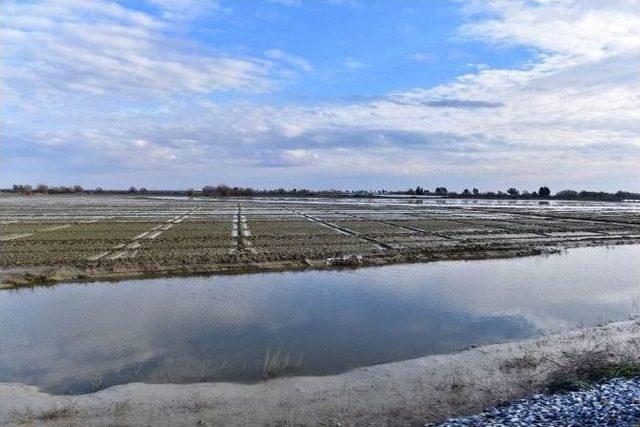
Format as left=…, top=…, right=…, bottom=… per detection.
left=5, top=211, right=130, bottom=244
left=492, top=213, right=623, bottom=236
left=0, top=233, right=33, bottom=241
left=475, top=208, right=640, bottom=229
left=410, top=209, right=619, bottom=238
left=336, top=211, right=458, bottom=242
left=81, top=215, right=115, bottom=224
left=87, top=206, right=202, bottom=261
left=286, top=209, right=391, bottom=250
left=107, top=251, right=128, bottom=260
left=37, top=224, right=72, bottom=232
left=87, top=251, right=109, bottom=261
left=404, top=212, right=549, bottom=238
left=409, top=210, right=633, bottom=242
left=230, top=205, right=256, bottom=254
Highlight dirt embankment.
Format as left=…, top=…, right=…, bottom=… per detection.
left=4, top=237, right=640, bottom=289
left=2, top=320, right=639, bottom=426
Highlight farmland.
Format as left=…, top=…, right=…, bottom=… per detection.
left=1, top=195, right=640, bottom=287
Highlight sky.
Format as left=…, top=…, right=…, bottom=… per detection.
left=2, top=0, right=639, bottom=192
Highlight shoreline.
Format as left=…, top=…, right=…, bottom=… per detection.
left=2, top=319, right=639, bottom=426
left=3, top=237, right=639, bottom=289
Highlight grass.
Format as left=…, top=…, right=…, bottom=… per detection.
left=36, top=406, right=74, bottom=420
left=262, top=346, right=304, bottom=381
left=547, top=361, right=640, bottom=393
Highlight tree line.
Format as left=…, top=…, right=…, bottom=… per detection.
left=8, top=184, right=149, bottom=195
left=5, top=183, right=640, bottom=201
left=405, top=186, right=552, bottom=198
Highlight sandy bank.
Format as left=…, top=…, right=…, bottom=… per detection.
left=2, top=320, right=639, bottom=426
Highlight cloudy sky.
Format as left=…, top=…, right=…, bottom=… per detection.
left=3, top=0, right=639, bottom=191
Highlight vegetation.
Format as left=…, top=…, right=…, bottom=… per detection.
left=5, top=183, right=640, bottom=201
left=548, top=362, right=640, bottom=393
left=262, top=346, right=304, bottom=381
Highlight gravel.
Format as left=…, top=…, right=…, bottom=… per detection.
left=432, top=378, right=640, bottom=427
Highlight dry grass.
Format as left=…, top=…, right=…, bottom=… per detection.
left=262, top=346, right=304, bottom=381
left=36, top=406, right=74, bottom=420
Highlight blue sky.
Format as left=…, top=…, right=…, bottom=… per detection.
left=3, top=0, right=639, bottom=191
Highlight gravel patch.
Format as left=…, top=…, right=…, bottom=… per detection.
left=432, top=378, right=640, bottom=427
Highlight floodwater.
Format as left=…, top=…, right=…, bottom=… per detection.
left=1, top=245, right=639, bottom=394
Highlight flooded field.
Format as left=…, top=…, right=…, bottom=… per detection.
left=1, top=195, right=639, bottom=286
left=1, top=245, right=639, bottom=394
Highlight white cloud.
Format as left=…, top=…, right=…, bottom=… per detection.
left=281, top=149, right=318, bottom=164
left=459, top=0, right=640, bottom=60
left=343, top=57, right=365, bottom=71
left=265, top=49, right=313, bottom=73
left=1, top=0, right=294, bottom=100
left=410, top=52, right=438, bottom=64
left=3, top=0, right=639, bottom=190
left=143, top=0, right=223, bottom=21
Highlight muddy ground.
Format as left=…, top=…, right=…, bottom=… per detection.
left=1, top=195, right=640, bottom=287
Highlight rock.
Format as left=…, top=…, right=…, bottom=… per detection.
left=433, top=378, right=640, bottom=427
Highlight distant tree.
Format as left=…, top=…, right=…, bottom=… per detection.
left=13, top=184, right=33, bottom=194
left=185, top=188, right=195, bottom=197
left=462, top=188, right=470, bottom=196
left=128, top=186, right=137, bottom=193
left=555, top=190, right=578, bottom=199
left=507, top=188, right=519, bottom=197
left=36, top=184, right=49, bottom=194
left=435, top=187, right=448, bottom=195
left=73, top=185, right=83, bottom=193
left=415, top=186, right=425, bottom=195
left=95, top=187, right=104, bottom=193
left=472, top=188, right=479, bottom=196
left=539, top=186, right=551, bottom=197
left=202, top=184, right=234, bottom=196
left=139, top=187, right=148, bottom=193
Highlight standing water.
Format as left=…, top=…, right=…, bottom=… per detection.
left=1, top=245, right=639, bottom=394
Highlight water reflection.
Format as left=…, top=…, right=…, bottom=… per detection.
left=1, top=245, right=639, bottom=394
